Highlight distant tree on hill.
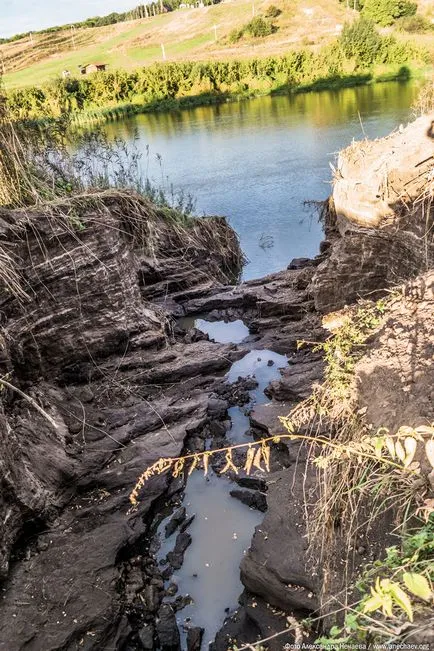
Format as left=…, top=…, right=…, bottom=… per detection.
left=0, top=0, right=223, bottom=45
left=362, top=0, right=417, bottom=26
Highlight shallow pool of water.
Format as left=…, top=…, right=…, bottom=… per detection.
left=166, top=471, right=261, bottom=648
left=153, top=321, right=289, bottom=649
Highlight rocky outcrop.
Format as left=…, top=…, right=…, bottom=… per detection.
left=0, top=189, right=322, bottom=650
left=311, top=114, right=434, bottom=312
left=1, top=115, right=433, bottom=651
left=240, top=464, right=319, bottom=614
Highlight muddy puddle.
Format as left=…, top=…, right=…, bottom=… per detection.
left=152, top=319, right=287, bottom=649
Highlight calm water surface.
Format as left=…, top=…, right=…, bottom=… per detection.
left=105, top=81, right=419, bottom=279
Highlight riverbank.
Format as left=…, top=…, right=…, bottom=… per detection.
left=0, top=0, right=372, bottom=90
left=5, top=17, right=431, bottom=126
left=69, top=65, right=427, bottom=128
left=0, top=109, right=433, bottom=650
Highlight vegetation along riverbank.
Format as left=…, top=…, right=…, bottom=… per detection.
left=4, top=16, right=433, bottom=125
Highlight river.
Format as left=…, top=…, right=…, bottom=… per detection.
left=104, top=79, right=420, bottom=280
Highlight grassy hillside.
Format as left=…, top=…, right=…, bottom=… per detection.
left=1, top=0, right=355, bottom=90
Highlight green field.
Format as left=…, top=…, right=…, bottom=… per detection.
left=1, top=0, right=357, bottom=90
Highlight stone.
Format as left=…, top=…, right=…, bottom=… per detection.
left=187, top=626, right=204, bottom=651
left=138, top=623, right=155, bottom=649
left=180, top=514, right=196, bottom=533
left=165, top=507, right=187, bottom=538
left=240, top=466, right=320, bottom=613
left=156, top=604, right=181, bottom=650
left=287, top=257, right=313, bottom=270
left=167, top=532, right=192, bottom=570
left=234, top=476, right=267, bottom=492
left=230, top=489, right=267, bottom=512
left=207, top=398, right=228, bottom=418
left=166, top=582, right=178, bottom=597
left=172, top=594, right=193, bottom=611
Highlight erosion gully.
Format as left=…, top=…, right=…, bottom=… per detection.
left=149, top=317, right=287, bottom=650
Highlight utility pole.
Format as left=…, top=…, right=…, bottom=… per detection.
left=213, top=24, right=217, bottom=41
left=161, top=43, right=166, bottom=60
left=252, top=2, right=255, bottom=17
left=70, top=26, right=76, bottom=50
left=29, top=32, right=34, bottom=46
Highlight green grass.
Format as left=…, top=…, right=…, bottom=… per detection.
left=0, top=0, right=356, bottom=90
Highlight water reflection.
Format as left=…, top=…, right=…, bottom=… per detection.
left=103, top=80, right=419, bottom=279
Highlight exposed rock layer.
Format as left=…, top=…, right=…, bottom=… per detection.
left=1, top=114, right=433, bottom=651
left=312, top=113, right=434, bottom=312
left=0, top=190, right=322, bottom=650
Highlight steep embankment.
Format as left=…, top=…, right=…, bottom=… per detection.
left=0, top=188, right=324, bottom=650
left=0, top=114, right=433, bottom=651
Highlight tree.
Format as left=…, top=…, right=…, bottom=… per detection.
left=340, top=17, right=382, bottom=66
left=362, top=0, right=417, bottom=27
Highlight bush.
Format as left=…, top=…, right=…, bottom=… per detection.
left=4, top=38, right=428, bottom=123
left=227, top=15, right=274, bottom=42
left=228, top=28, right=243, bottom=43
left=340, top=18, right=382, bottom=66
left=245, top=16, right=274, bottom=38
left=362, top=0, right=417, bottom=27
left=265, top=4, right=281, bottom=18
left=396, top=14, right=432, bottom=32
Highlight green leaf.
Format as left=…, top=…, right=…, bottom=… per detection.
left=362, top=593, right=384, bottom=613
left=388, top=582, right=413, bottom=621
left=403, top=573, right=432, bottom=601
left=344, top=613, right=359, bottom=631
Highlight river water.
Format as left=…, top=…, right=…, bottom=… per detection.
left=104, top=80, right=420, bottom=279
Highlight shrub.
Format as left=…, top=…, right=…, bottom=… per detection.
left=340, top=18, right=382, bottom=66
left=228, top=28, right=243, bottom=43
left=227, top=15, right=274, bottom=42
left=362, top=0, right=417, bottom=27
left=245, top=16, right=274, bottom=38
left=396, top=14, right=432, bottom=32
left=265, top=4, right=281, bottom=18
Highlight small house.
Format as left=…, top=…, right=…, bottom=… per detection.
left=79, top=63, right=107, bottom=75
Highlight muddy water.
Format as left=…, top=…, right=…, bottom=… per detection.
left=153, top=320, right=287, bottom=649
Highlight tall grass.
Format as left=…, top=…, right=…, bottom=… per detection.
left=0, top=85, right=196, bottom=220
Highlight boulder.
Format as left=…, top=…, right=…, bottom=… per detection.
left=156, top=604, right=181, bottom=650
left=187, top=626, right=204, bottom=651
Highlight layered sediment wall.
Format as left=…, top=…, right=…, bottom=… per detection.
left=0, top=114, right=433, bottom=651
